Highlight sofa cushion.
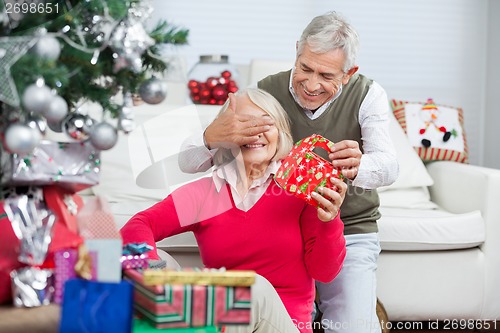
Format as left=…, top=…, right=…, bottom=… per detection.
left=390, top=98, right=469, bottom=164
left=378, top=207, right=485, bottom=251
left=379, top=112, right=434, bottom=191
left=378, top=186, right=438, bottom=210
left=93, top=103, right=219, bottom=203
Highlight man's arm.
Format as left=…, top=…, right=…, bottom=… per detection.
left=178, top=133, right=216, bottom=173
left=329, top=82, right=399, bottom=189
left=178, top=93, right=274, bottom=174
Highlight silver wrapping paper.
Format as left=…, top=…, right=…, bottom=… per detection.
left=3, top=194, right=55, bottom=265
left=10, top=267, right=55, bottom=307
left=0, top=140, right=101, bottom=192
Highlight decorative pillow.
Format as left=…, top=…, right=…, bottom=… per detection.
left=390, top=99, right=468, bottom=163
left=378, top=112, right=434, bottom=191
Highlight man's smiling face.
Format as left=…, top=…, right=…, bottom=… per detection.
left=292, top=43, right=349, bottom=111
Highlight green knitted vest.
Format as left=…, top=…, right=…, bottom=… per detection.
left=258, top=70, right=380, bottom=235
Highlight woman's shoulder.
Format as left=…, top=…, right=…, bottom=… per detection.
left=170, top=176, right=216, bottom=196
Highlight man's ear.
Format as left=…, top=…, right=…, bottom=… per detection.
left=342, top=66, right=359, bottom=85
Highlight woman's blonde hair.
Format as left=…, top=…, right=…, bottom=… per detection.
left=213, top=88, right=293, bottom=166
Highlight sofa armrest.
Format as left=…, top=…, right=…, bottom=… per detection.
left=427, top=161, right=500, bottom=318
left=427, top=161, right=500, bottom=215
left=427, top=160, right=500, bottom=247
left=427, top=160, right=500, bottom=251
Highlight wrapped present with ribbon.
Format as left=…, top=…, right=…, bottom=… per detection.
left=77, top=196, right=122, bottom=283
left=274, top=134, right=344, bottom=207
left=121, top=243, right=153, bottom=270
left=0, top=140, right=101, bottom=192
left=142, top=268, right=256, bottom=287
left=3, top=194, right=56, bottom=266
left=124, top=269, right=252, bottom=329
left=133, top=317, right=218, bottom=332
left=0, top=189, right=83, bottom=305
left=53, top=245, right=97, bottom=304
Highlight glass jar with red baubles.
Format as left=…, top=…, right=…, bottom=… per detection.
left=187, top=55, right=239, bottom=105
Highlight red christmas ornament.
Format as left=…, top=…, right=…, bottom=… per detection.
left=199, top=88, right=211, bottom=99
left=439, top=126, right=447, bottom=132
left=419, top=128, right=426, bottom=135
left=206, top=77, right=219, bottom=88
left=188, top=70, right=238, bottom=104
left=228, top=85, right=238, bottom=94
left=190, top=87, right=200, bottom=96
left=212, top=85, right=227, bottom=100
left=187, top=80, right=199, bottom=90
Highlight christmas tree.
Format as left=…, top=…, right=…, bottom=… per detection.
left=0, top=0, right=188, bottom=191
left=0, top=0, right=188, bottom=306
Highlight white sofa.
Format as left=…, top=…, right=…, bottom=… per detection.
left=90, top=60, right=500, bottom=322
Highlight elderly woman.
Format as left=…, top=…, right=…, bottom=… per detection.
left=120, top=88, right=347, bottom=333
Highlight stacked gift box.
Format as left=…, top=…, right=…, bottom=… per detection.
left=124, top=268, right=254, bottom=330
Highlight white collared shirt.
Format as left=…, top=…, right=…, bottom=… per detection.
left=212, top=160, right=281, bottom=212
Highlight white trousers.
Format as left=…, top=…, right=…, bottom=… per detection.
left=225, top=274, right=300, bottom=333
left=316, top=233, right=381, bottom=333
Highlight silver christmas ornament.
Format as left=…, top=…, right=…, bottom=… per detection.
left=47, top=121, right=63, bottom=133
left=22, top=81, right=53, bottom=114
left=89, top=122, right=118, bottom=150
left=139, top=77, right=167, bottom=104
left=63, top=113, right=94, bottom=141
left=43, top=94, right=68, bottom=123
left=30, top=35, right=61, bottom=61
left=4, top=122, right=40, bottom=154
left=26, top=114, right=47, bottom=142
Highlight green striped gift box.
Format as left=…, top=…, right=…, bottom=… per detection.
left=124, top=269, right=251, bottom=329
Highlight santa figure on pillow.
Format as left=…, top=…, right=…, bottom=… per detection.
left=418, top=98, right=457, bottom=148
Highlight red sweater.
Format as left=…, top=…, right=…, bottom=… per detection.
left=121, top=177, right=346, bottom=333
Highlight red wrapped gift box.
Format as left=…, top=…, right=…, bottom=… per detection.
left=123, top=269, right=251, bottom=329
left=274, top=134, right=343, bottom=207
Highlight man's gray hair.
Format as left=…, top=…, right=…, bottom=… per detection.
left=297, top=11, right=360, bottom=72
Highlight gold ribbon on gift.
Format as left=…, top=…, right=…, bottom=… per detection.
left=143, top=269, right=256, bottom=287
left=74, top=245, right=93, bottom=280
